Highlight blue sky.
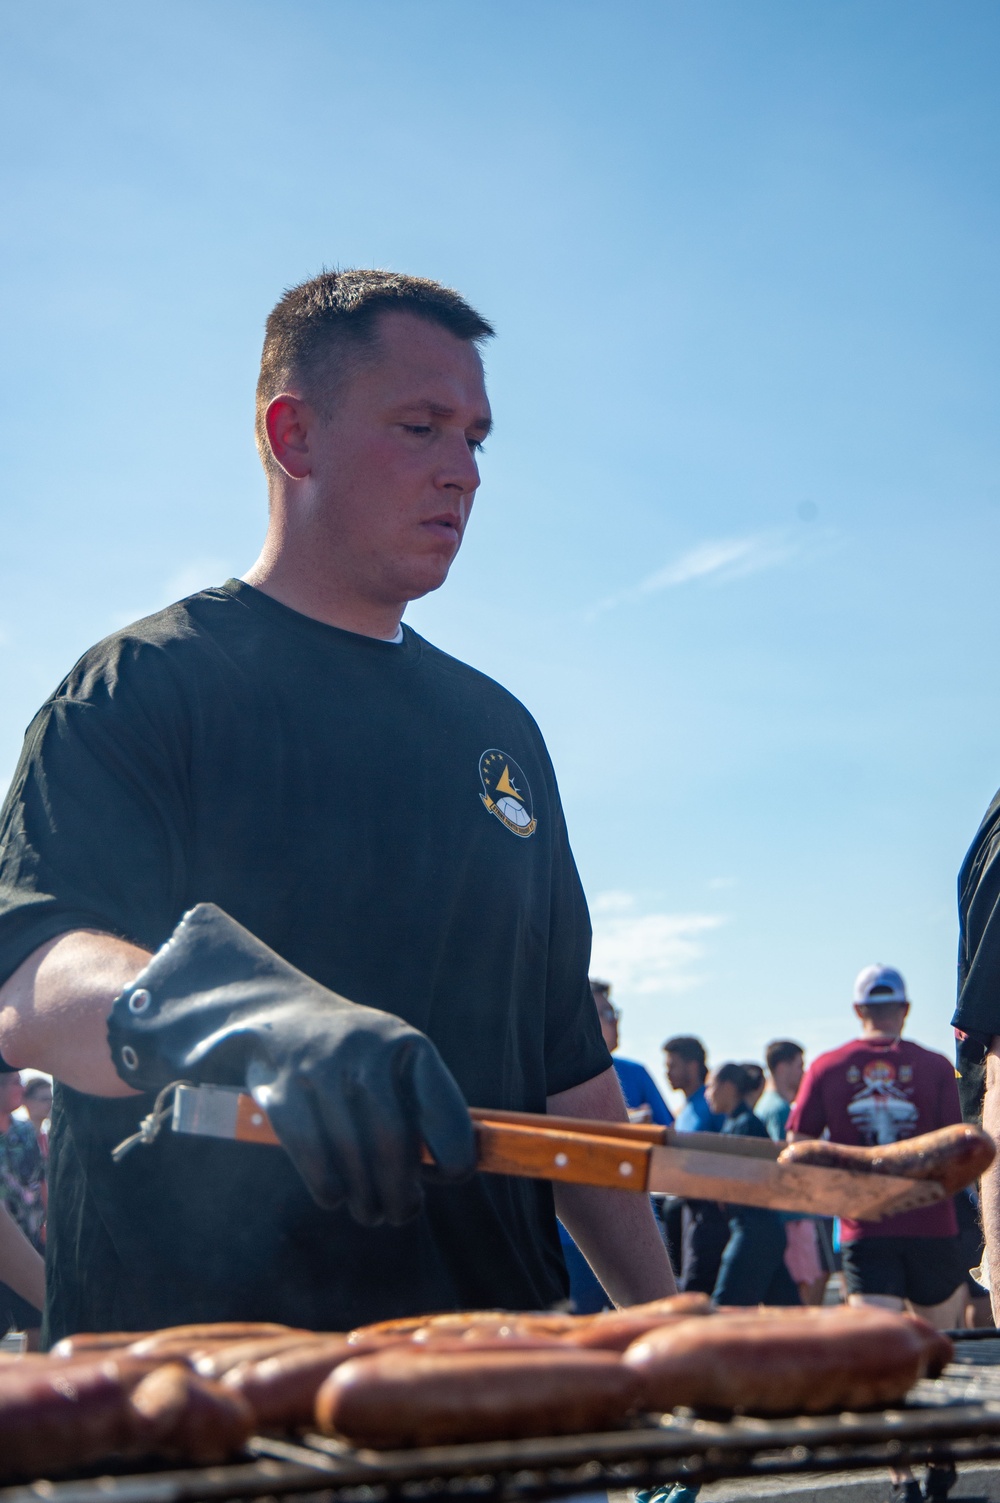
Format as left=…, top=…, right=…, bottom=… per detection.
left=2, top=1, right=998, bottom=1101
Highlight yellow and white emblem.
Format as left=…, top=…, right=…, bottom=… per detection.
left=479, top=749, right=537, bottom=838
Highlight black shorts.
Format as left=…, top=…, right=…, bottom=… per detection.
left=842, top=1236, right=966, bottom=1308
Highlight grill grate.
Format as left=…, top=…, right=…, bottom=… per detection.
left=5, top=1337, right=1000, bottom=1503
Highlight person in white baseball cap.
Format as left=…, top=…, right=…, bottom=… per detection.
left=787, top=963, right=966, bottom=1502
left=853, top=963, right=909, bottom=1007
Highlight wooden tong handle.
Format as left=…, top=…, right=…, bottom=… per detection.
left=222, top=1093, right=653, bottom=1189
left=469, top=1106, right=667, bottom=1145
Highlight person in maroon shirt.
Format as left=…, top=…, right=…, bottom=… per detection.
left=788, top=964, right=965, bottom=1327
left=789, top=965, right=965, bottom=1503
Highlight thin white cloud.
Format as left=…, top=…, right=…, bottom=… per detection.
left=590, top=530, right=800, bottom=617
left=589, top=891, right=724, bottom=997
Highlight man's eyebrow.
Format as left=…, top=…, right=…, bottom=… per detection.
left=395, top=401, right=493, bottom=436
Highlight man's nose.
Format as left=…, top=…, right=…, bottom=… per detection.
left=437, top=433, right=481, bottom=494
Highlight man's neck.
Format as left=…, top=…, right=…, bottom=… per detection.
left=860, top=1028, right=902, bottom=1044
left=0, top=1112, right=11, bottom=1134
left=243, top=551, right=404, bottom=642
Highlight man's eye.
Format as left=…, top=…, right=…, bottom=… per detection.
left=402, top=424, right=433, bottom=437
left=468, top=438, right=486, bottom=454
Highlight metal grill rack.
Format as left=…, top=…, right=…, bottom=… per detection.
left=6, top=1336, right=1000, bottom=1503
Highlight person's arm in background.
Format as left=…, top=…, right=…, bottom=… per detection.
left=0, top=932, right=149, bottom=1095
left=952, top=797, right=1000, bottom=1318
left=785, top=1061, right=826, bottom=1144
left=980, top=1042, right=1000, bottom=1320
left=548, top=1065, right=677, bottom=1305
left=0, top=1201, right=45, bottom=1312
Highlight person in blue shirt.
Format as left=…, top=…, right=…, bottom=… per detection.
left=592, top=980, right=673, bottom=1126
left=559, top=982, right=672, bottom=1310
left=661, top=1036, right=727, bottom=1294
left=664, top=1035, right=724, bottom=1134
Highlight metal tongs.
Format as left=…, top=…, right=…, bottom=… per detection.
left=161, top=1084, right=977, bottom=1221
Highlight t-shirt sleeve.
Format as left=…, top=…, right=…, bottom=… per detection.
left=539, top=788, right=612, bottom=1097
left=0, top=638, right=191, bottom=987
left=786, top=1062, right=827, bottom=1138
left=954, top=791, right=1000, bottom=1040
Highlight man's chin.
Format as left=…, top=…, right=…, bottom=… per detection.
left=394, top=559, right=456, bottom=603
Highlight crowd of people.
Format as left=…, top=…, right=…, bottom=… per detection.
left=0, top=1066, right=50, bottom=1345
left=581, top=965, right=991, bottom=1334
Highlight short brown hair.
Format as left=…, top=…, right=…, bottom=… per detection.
left=765, top=1039, right=804, bottom=1074
left=254, top=268, right=495, bottom=476
left=662, top=1036, right=708, bottom=1079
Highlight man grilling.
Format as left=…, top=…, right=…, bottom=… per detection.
left=0, top=270, right=674, bottom=1340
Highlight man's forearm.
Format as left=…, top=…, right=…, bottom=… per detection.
left=981, top=1044, right=1000, bottom=1321
left=548, top=1067, right=677, bottom=1306
left=0, top=931, right=150, bottom=1095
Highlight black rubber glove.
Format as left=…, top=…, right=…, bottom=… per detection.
left=108, top=903, right=475, bottom=1226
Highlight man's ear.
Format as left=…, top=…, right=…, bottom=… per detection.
left=265, top=394, right=314, bottom=480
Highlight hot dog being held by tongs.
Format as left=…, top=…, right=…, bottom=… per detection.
left=777, top=1122, right=995, bottom=1195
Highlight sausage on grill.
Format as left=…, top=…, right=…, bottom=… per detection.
left=129, top=1362, right=255, bottom=1463
left=225, top=1334, right=571, bottom=1430
left=315, top=1346, right=643, bottom=1448
left=129, top=1322, right=297, bottom=1357
left=195, top=1333, right=332, bottom=1381
left=49, top=1333, right=150, bottom=1359
left=568, top=1293, right=713, bottom=1352
left=702, top=1303, right=952, bottom=1380
left=0, top=1355, right=255, bottom=1480
left=221, top=1337, right=356, bottom=1428
left=0, top=1359, right=138, bottom=1481
left=623, top=1309, right=926, bottom=1416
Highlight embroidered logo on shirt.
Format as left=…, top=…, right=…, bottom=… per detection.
left=479, top=749, right=537, bottom=838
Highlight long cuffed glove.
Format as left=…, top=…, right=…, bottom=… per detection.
left=107, top=903, right=475, bottom=1226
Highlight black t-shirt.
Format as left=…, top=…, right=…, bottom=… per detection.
left=0, top=581, right=609, bottom=1339
left=954, top=785, right=1000, bottom=1042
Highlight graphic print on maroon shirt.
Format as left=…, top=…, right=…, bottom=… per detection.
left=786, top=1037, right=961, bottom=1241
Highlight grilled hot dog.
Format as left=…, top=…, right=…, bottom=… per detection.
left=225, top=1334, right=571, bottom=1430
left=0, top=1354, right=252, bottom=1480
left=623, top=1308, right=926, bottom=1416
left=49, top=1333, right=150, bottom=1359
left=130, top=1362, right=255, bottom=1463
left=128, top=1322, right=297, bottom=1357
left=316, top=1345, right=643, bottom=1448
